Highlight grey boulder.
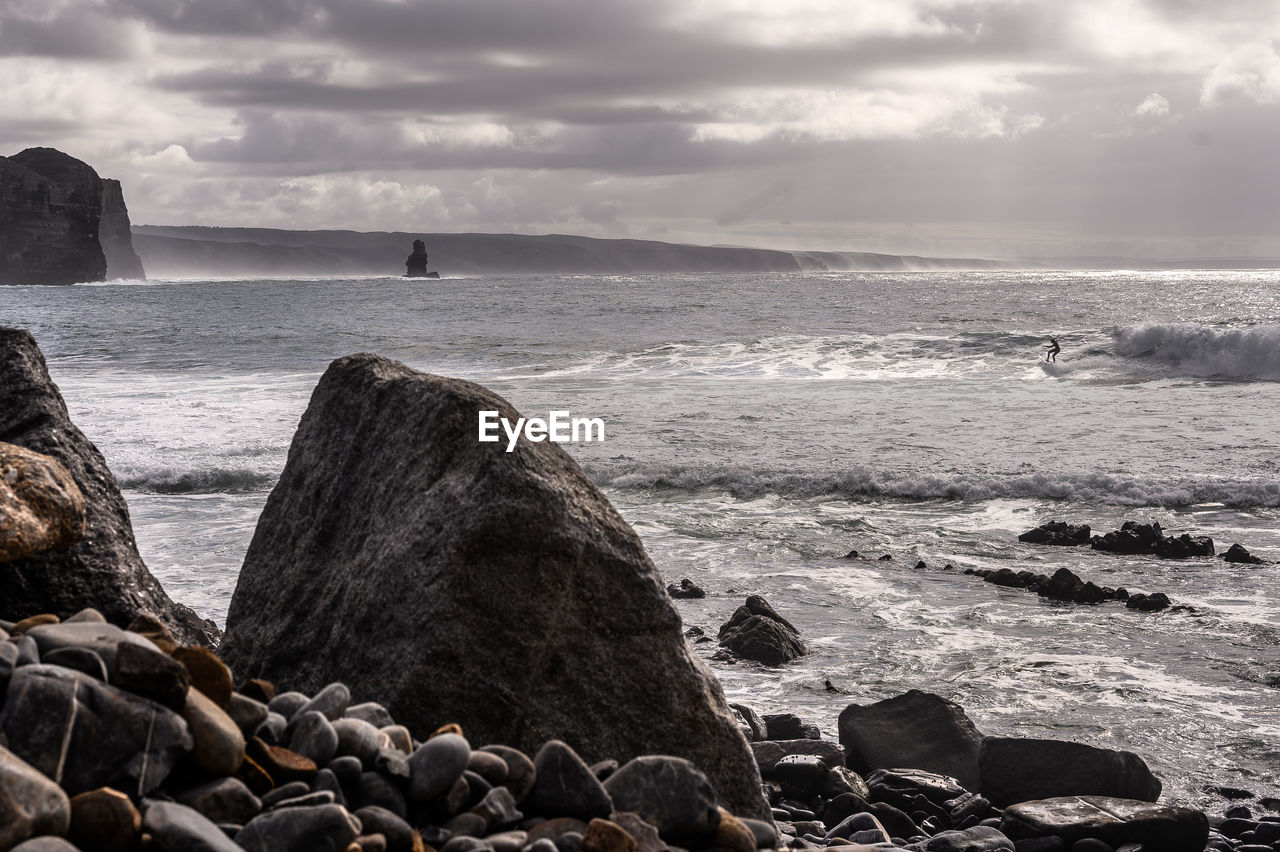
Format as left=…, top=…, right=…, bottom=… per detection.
left=1000, top=796, right=1207, bottom=852
left=979, top=737, right=1161, bottom=807
left=603, top=755, right=720, bottom=844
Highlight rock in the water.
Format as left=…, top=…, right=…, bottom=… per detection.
left=1, top=664, right=192, bottom=796
left=1091, top=521, right=1213, bottom=559
left=0, top=743, right=72, bottom=849
left=236, top=803, right=360, bottom=852
left=838, top=690, right=983, bottom=790
left=0, top=148, right=106, bottom=285
left=98, top=178, right=146, bottom=280
left=0, top=328, right=216, bottom=643
left=603, top=755, right=720, bottom=844
left=979, top=738, right=1161, bottom=807
left=999, top=796, right=1208, bottom=852
left=0, top=442, right=85, bottom=561
left=717, top=595, right=805, bottom=665
left=1222, top=543, right=1264, bottom=564
left=218, top=355, right=769, bottom=818
left=527, top=740, right=614, bottom=822
left=68, top=787, right=141, bottom=852
left=143, top=800, right=241, bottom=852
left=1019, top=521, right=1091, bottom=546
left=667, top=578, right=706, bottom=599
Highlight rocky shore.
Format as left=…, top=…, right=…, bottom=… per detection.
left=1, top=327, right=1274, bottom=852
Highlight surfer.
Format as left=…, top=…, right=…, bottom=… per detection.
left=1044, top=337, right=1061, bottom=362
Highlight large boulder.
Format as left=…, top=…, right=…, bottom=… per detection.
left=0, top=328, right=216, bottom=644
left=838, top=690, right=983, bottom=791
left=978, top=737, right=1161, bottom=807
left=0, top=148, right=106, bottom=285
left=0, top=442, right=86, bottom=561
left=999, top=796, right=1208, bottom=852
left=219, top=354, right=770, bottom=819
left=717, top=595, right=805, bottom=665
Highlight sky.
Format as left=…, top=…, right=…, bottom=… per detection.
left=2, top=0, right=1279, bottom=258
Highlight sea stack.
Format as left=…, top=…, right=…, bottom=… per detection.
left=404, top=238, right=439, bottom=277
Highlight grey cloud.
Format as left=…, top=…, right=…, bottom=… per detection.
left=0, top=7, right=143, bottom=59
left=716, top=177, right=797, bottom=225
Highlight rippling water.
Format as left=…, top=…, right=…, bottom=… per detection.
left=3, top=269, right=1279, bottom=809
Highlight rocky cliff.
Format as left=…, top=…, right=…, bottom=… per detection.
left=0, top=148, right=107, bottom=285
left=99, top=178, right=146, bottom=280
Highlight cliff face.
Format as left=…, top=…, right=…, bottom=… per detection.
left=99, top=178, right=146, bottom=280
left=0, top=148, right=107, bottom=285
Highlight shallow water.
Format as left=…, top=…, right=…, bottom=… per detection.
left=3, top=269, right=1279, bottom=809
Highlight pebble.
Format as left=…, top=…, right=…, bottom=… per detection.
left=228, top=691, right=270, bottom=734
left=172, top=645, right=234, bottom=709
left=112, top=640, right=191, bottom=709
left=334, top=716, right=386, bottom=767
left=184, top=684, right=247, bottom=775
left=9, top=839, right=80, bottom=852
left=346, top=701, right=396, bottom=728
left=143, top=799, right=242, bottom=852
left=290, top=710, right=340, bottom=765
left=294, top=681, right=352, bottom=721
left=175, top=776, right=263, bottom=824
left=246, top=737, right=319, bottom=784
left=355, top=805, right=415, bottom=852
left=269, top=690, right=310, bottom=719
left=526, top=740, right=613, bottom=822
left=68, top=787, right=141, bottom=852
left=235, top=803, right=361, bottom=852
left=469, top=749, right=511, bottom=785
left=262, top=781, right=313, bottom=807
left=382, top=724, right=413, bottom=754
left=409, top=731, right=472, bottom=803
left=480, top=744, right=537, bottom=802
left=602, top=755, right=718, bottom=844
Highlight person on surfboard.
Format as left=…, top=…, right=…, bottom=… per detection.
left=1044, top=337, right=1061, bottom=362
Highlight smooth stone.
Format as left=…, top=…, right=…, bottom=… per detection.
left=66, top=607, right=106, bottom=623
left=1, top=641, right=19, bottom=689
left=602, top=756, right=718, bottom=844
left=772, top=754, right=829, bottom=798
left=235, top=754, right=275, bottom=796
left=838, top=690, right=983, bottom=791
left=382, top=724, right=413, bottom=753
left=354, top=771, right=408, bottom=818
left=739, top=816, right=780, bottom=849
left=482, top=744, right=537, bottom=803
left=443, top=838, right=496, bottom=852
left=112, top=640, right=190, bottom=709
left=528, top=740, right=614, bottom=822
left=43, top=646, right=108, bottom=681
left=465, top=768, right=495, bottom=804
left=144, top=800, right=242, bottom=852
left=176, top=776, right=262, bottom=824
left=262, top=782, right=313, bottom=807
left=235, top=803, right=360, bottom=852
left=17, top=634, right=41, bottom=665
left=469, top=749, right=512, bottom=785
left=582, top=818, right=637, bottom=852
left=312, top=768, right=349, bottom=808
left=184, top=685, right=246, bottom=774
left=229, top=692, right=270, bottom=734
left=247, top=737, right=318, bottom=784
left=447, top=811, right=490, bottom=837
left=269, top=690, right=310, bottom=719
left=0, top=664, right=192, bottom=797
left=712, top=809, right=758, bottom=852
left=826, top=813, right=888, bottom=841
left=257, top=710, right=288, bottom=745
left=241, top=677, right=276, bottom=703
left=271, top=790, right=336, bottom=809
left=290, top=710, right=340, bottom=766
left=980, top=739, right=1162, bottom=807
left=293, top=682, right=351, bottom=722
left=750, top=739, right=846, bottom=776
left=903, top=826, right=1015, bottom=851
left=346, top=701, right=395, bottom=728
left=334, top=716, right=385, bottom=767
left=473, top=785, right=524, bottom=829
left=329, top=754, right=364, bottom=786
left=527, top=839, right=561, bottom=852
left=1000, top=796, right=1208, bottom=852
left=487, top=830, right=529, bottom=852
left=68, top=786, right=141, bottom=852
left=355, top=806, right=415, bottom=852
left=9, top=839, right=80, bottom=851
left=376, top=747, right=410, bottom=780
left=172, top=646, right=234, bottom=709
left=24, top=622, right=156, bottom=672
left=409, top=732, right=472, bottom=802
left=357, top=834, right=389, bottom=852
left=0, top=743, right=72, bottom=849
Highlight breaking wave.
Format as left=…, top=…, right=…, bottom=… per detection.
left=117, top=467, right=277, bottom=494
left=1113, top=323, right=1280, bottom=381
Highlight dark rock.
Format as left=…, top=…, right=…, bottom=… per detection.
left=0, top=148, right=106, bottom=285
left=481, top=744, right=537, bottom=802
left=1154, top=533, right=1214, bottom=559
left=173, top=645, right=234, bottom=709
left=346, top=701, right=396, bottom=728
left=113, top=639, right=191, bottom=709
left=271, top=790, right=336, bottom=809
left=1, top=640, right=19, bottom=689
left=999, top=796, right=1208, bottom=852
left=903, top=826, right=1014, bottom=851
left=472, top=785, right=523, bottom=829
left=750, top=739, right=846, bottom=776
left=43, top=646, right=108, bottom=681
left=979, top=738, right=1161, bottom=808
left=218, top=355, right=768, bottom=818
left=354, top=770, right=407, bottom=817
left=356, top=806, right=415, bottom=852
left=824, top=766, right=872, bottom=800
left=409, top=731, right=472, bottom=802
left=761, top=713, right=818, bottom=741
left=1091, top=521, right=1213, bottom=560
left=1124, top=593, right=1170, bottom=612
left=772, top=755, right=828, bottom=798
left=468, top=749, right=511, bottom=785
left=405, top=238, right=438, bottom=277
left=67, top=786, right=141, bottom=852
left=228, top=692, right=270, bottom=734
left=730, top=703, right=768, bottom=741
left=717, top=596, right=806, bottom=665
left=290, top=710, right=340, bottom=766
left=528, top=740, right=614, bottom=821
left=1205, top=785, right=1256, bottom=800
left=98, top=178, right=145, bottom=280
left=262, top=781, right=312, bottom=808
left=333, top=716, right=384, bottom=767
left=176, top=776, right=262, bottom=824
left=612, top=812, right=667, bottom=852
left=603, top=756, right=720, bottom=844
left=1223, top=543, right=1264, bottom=564
left=294, top=681, right=351, bottom=721
left=1019, top=522, right=1092, bottom=547
left=838, top=690, right=983, bottom=790
left=235, top=803, right=361, bottom=851
left=183, top=686, right=246, bottom=775
left=241, top=677, right=277, bottom=703
left=667, top=578, right=706, bottom=599
left=16, top=633, right=40, bottom=665
left=1037, top=569, right=1111, bottom=605
left=26, top=620, right=160, bottom=672
left=0, top=743, right=72, bottom=848
left=590, top=759, right=619, bottom=781
left=1, top=664, right=192, bottom=796
left=312, top=767, right=348, bottom=808
left=0, top=328, right=215, bottom=643
left=143, top=800, right=242, bottom=852
left=270, top=690, right=310, bottom=719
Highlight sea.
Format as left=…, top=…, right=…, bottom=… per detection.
left=3, top=269, right=1278, bottom=810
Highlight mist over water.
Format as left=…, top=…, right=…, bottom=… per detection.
left=3, top=269, right=1279, bottom=809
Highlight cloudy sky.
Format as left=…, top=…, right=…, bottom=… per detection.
left=3, top=0, right=1279, bottom=257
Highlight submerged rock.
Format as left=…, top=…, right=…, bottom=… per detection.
left=0, top=328, right=216, bottom=644
left=218, top=355, right=769, bottom=819
left=717, top=595, right=805, bottom=665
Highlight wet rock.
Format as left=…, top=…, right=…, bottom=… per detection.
left=838, top=690, right=984, bottom=790
left=999, top=796, right=1208, bottom=852
left=1036, top=568, right=1112, bottom=605
left=527, top=740, right=614, bottom=821
left=113, top=639, right=191, bottom=709
left=184, top=685, right=246, bottom=775
left=730, top=703, right=768, bottom=742
left=717, top=595, right=805, bottom=665
left=1124, top=593, right=1171, bottom=612
left=68, top=787, right=141, bottom=852
left=0, top=743, right=72, bottom=849
left=236, top=802, right=360, bottom=851
left=1, top=664, right=192, bottom=796
left=217, top=355, right=768, bottom=818
left=667, top=578, right=706, bottom=599
left=409, top=731, right=472, bottom=802
left=143, top=800, right=241, bottom=852
left=1091, top=521, right=1214, bottom=560
left=0, top=441, right=85, bottom=561
left=99, top=177, right=146, bottom=280
left=1019, top=522, right=1091, bottom=547
left=979, top=738, right=1161, bottom=808
left=0, top=327, right=215, bottom=642
left=603, top=755, right=720, bottom=844
left=1222, top=543, right=1264, bottom=564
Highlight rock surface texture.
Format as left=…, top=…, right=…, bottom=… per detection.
left=0, top=443, right=86, bottom=562
left=219, top=354, right=769, bottom=819
left=0, top=328, right=216, bottom=644
left=838, top=690, right=984, bottom=791
left=97, top=179, right=145, bottom=280
left=979, top=737, right=1162, bottom=807
left=0, top=148, right=106, bottom=286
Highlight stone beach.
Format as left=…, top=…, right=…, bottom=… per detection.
left=1, top=328, right=1276, bottom=852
